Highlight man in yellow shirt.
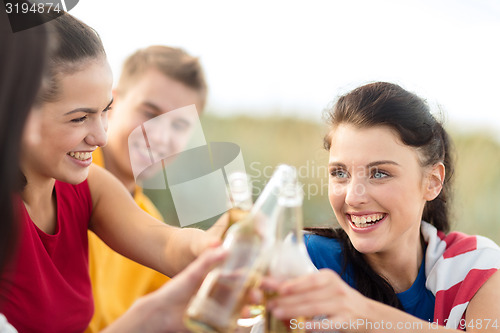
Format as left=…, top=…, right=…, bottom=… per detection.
left=86, top=46, right=207, bottom=332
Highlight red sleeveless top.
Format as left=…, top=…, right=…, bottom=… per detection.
left=0, top=180, right=93, bottom=332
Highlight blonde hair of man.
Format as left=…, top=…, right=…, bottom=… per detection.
left=117, top=45, right=207, bottom=109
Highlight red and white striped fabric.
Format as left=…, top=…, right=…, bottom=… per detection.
left=421, top=221, right=500, bottom=329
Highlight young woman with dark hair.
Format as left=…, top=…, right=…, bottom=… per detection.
left=0, top=12, right=224, bottom=333
left=264, top=82, right=500, bottom=332
left=0, top=10, right=50, bottom=333
left=0, top=9, right=49, bottom=277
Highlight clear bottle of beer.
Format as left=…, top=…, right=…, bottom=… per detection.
left=265, top=179, right=317, bottom=333
left=184, top=165, right=297, bottom=333
left=221, top=171, right=253, bottom=239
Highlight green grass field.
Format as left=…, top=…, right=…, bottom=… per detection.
left=145, top=113, right=500, bottom=243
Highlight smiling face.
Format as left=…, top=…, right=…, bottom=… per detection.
left=21, top=58, right=113, bottom=185
left=104, top=69, right=202, bottom=187
left=328, top=124, right=434, bottom=255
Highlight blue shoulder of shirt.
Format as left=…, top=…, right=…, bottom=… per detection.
left=304, top=234, right=356, bottom=288
left=304, top=233, right=435, bottom=321
left=304, top=234, right=349, bottom=273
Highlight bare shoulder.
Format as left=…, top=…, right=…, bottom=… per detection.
left=87, top=164, right=130, bottom=208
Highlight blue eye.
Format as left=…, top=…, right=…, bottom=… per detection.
left=372, top=170, right=389, bottom=179
left=331, top=169, right=348, bottom=179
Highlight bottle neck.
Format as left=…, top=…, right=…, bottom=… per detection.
left=275, top=204, right=305, bottom=245
left=232, top=196, right=253, bottom=211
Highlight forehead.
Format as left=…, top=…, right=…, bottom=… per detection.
left=328, top=124, right=420, bottom=166
left=55, top=58, right=113, bottom=109
left=123, top=69, right=201, bottom=110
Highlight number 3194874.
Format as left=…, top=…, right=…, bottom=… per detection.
left=5, top=1, right=61, bottom=14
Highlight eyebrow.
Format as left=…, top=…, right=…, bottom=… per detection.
left=64, top=98, right=113, bottom=115
left=141, top=102, right=193, bottom=125
left=141, top=101, right=162, bottom=113
left=367, top=160, right=400, bottom=168
left=329, top=160, right=400, bottom=168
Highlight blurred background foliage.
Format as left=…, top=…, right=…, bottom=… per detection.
left=145, top=113, right=500, bottom=244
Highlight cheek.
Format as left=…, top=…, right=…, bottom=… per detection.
left=173, top=133, right=191, bottom=150
left=23, top=111, right=43, bottom=146
left=115, top=120, right=141, bottom=151
left=44, top=126, right=77, bottom=152
left=371, top=183, right=411, bottom=216
left=328, top=182, right=345, bottom=211
left=102, top=115, right=109, bottom=133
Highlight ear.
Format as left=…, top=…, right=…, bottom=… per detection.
left=423, top=162, right=445, bottom=201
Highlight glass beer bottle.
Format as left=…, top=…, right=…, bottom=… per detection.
left=221, top=171, right=253, bottom=239
left=265, top=180, right=317, bottom=333
left=184, top=165, right=297, bottom=333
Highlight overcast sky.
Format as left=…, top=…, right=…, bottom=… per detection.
left=71, top=0, right=500, bottom=135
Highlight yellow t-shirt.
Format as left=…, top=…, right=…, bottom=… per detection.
left=86, top=148, right=170, bottom=333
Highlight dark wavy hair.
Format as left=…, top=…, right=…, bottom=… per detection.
left=36, top=11, right=106, bottom=104
left=1, top=10, right=106, bottom=276
left=310, top=82, right=454, bottom=309
left=0, top=12, right=48, bottom=275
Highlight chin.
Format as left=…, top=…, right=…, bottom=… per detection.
left=58, top=172, right=89, bottom=185
left=349, top=237, right=383, bottom=255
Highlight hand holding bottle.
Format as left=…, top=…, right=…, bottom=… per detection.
left=184, top=166, right=297, bottom=333
left=264, top=177, right=317, bottom=333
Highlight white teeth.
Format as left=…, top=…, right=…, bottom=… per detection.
left=350, top=213, right=384, bottom=228
left=68, top=151, right=92, bottom=161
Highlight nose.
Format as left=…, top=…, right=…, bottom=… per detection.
left=345, top=176, right=368, bottom=207
left=85, top=116, right=108, bottom=147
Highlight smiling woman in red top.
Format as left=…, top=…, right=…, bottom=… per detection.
left=0, top=12, right=224, bottom=333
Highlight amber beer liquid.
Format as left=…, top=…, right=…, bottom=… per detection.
left=266, top=316, right=306, bottom=333
left=185, top=165, right=298, bottom=333
left=184, top=218, right=264, bottom=333
left=264, top=275, right=307, bottom=333
left=186, top=270, right=259, bottom=332
left=223, top=206, right=250, bottom=238
left=264, top=290, right=306, bottom=333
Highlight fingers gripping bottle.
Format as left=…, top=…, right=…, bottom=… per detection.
left=265, top=180, right=317, bottom=333
left=184, top=165, right=297, bottom=333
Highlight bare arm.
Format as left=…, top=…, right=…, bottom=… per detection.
left=87, top=164, right=226, bottom=276
left=264, top=269, right=500, bottom=332
left=463, top=269, right=500, bottom=332
left=101, top=247, right=227, bottom=333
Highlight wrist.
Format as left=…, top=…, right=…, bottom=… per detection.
left=188, top=227, right=207, bottom=257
